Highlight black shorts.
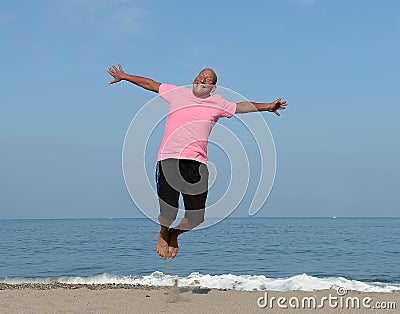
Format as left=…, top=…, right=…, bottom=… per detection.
left=156, top=158, right=208, bottom=224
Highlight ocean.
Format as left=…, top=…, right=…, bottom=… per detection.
left=1, top=217, right=399, bottom=292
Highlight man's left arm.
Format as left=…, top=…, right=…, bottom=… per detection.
left=235, top=98, right=287, bottom=116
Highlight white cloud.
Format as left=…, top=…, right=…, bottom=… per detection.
left=0, top=14, right=14, bottom=24
left=57, top=0, right=129, bottom=8
left=287, top=0, right=317, bottom=6
left=108, top=7, right=148, bottom=34
left=54, top=0, right=150, bottom=36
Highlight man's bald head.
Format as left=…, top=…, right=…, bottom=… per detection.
left=193, top=68, right=217, bottom=85
left=201, top=68, right=217, bottom=85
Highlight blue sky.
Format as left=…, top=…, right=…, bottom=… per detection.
left=1, top=0, right=399, bottom=219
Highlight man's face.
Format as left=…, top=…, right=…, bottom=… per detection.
left=192, top=69, right=217, bottom=98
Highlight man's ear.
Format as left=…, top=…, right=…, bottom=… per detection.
left=211, top=85, right=217, bottom=93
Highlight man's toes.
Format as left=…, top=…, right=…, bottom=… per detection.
left=162, top=248, right=170, bottom=259
left=168, top=247, right=179, bottom=259
left=156, top=244, right=168, bottom=259
left=156, top=230, right=170, bottom=259
left=157, top=248, right=167, bottom=259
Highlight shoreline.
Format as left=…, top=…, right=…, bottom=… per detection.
left=1, top=284, right=399, bottom=314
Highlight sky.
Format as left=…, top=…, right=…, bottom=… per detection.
left=1, top=0, right=399, bottom=219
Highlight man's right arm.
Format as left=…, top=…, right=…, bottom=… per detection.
left=107, top=64, right=161, bottom=93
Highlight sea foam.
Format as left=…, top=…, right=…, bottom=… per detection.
left=1, top=272, right=400, bottom=293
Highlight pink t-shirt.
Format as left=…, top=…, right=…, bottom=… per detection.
left=157, top=83, right=237, bottom=164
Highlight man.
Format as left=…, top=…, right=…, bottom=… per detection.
left=107, top=64, right=287, bottom=260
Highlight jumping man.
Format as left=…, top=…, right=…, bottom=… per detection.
left=107, top=64, right=287, bottom=259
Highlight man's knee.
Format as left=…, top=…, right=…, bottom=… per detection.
left=159, top=200, right=178, bottom=224
left=185, top=209, right=205, bottom=226
left=158, top=214, right=174, bottom=227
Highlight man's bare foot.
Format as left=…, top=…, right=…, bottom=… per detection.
left=168, top=229, right=180, bottom=259
left=156, top=228, right=170, bottom=259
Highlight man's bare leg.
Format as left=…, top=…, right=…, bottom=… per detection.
left=168, top=218, right=199, bottom=259
left=156, top=216, right=173, bottom=259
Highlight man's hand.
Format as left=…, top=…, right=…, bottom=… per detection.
left=235, top=98, right=288, bottom=115
left=269, top=98, right=287, bottom=116
left=108, top=64, right=126, bottom=84
left=107, top=64, right=161, bottom=92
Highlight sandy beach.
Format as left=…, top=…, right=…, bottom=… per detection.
left=0, top=284, right=399, bottom=314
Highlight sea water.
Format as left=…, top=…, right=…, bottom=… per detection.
left=0, top=217, right=399, bottom=292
